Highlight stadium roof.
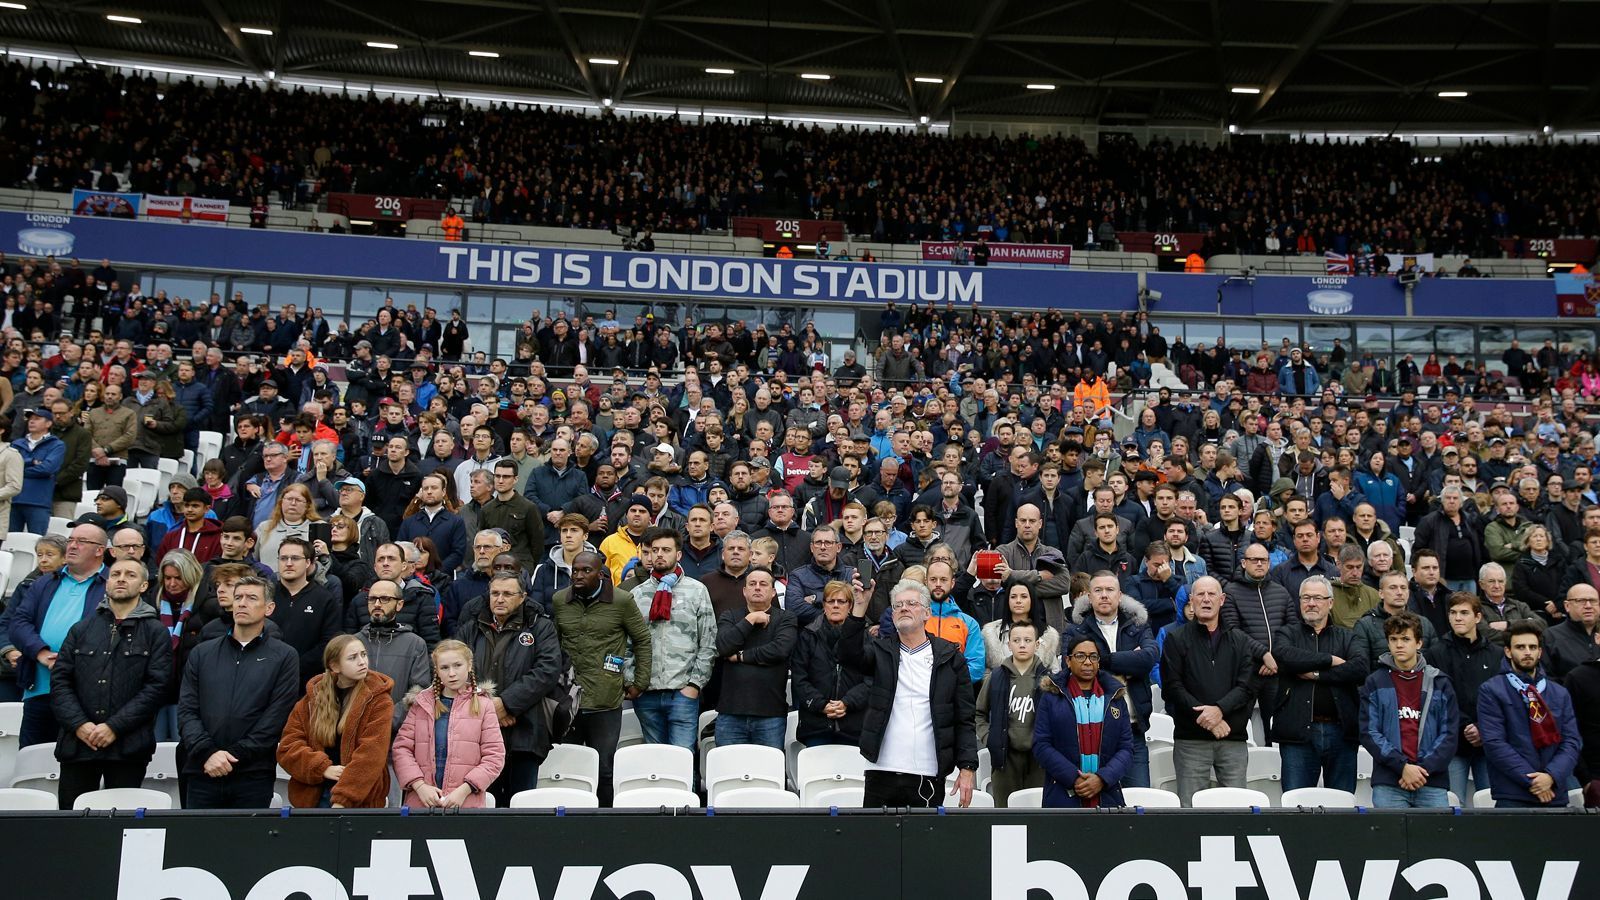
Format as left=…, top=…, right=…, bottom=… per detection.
left=2, top=0, right=1599, bottom=132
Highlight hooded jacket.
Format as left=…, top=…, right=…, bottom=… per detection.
left=529, top=542, right=597, bottom=613
left=49, top=599, right=173, bottom=763
left=837, top=612, right=979, bottom=781
left=1032, top=670, right=1134, bottom=808
left=155, top=517, right=223, bottom=566
left=277, top=670, right=395, bottom=809
left=392, top=685, right=505, bottom=809
left=977, top=655, right=1045, bottom=766
left=1358, top=652, right=1458, bottom=790
left=1062, top=595, right=1158, bottom=730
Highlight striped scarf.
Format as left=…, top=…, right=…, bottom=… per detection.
left=1505, top=670, right=1562, bottom=750
left=649, top=566, right=684, bottom=622
left=1067, top=677, right=1107, bottom=808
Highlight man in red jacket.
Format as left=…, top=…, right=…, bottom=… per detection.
left=155, top=488, right=222, bottom=565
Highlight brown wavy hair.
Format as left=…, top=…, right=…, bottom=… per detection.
left=308, top=634, right=368, bottom=748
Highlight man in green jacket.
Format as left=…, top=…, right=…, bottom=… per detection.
left=479, top=458, right=545, bottom=571
left=50, top=397, right=91, bottom=519
left=1483, top=493, right=1534, bottom=567
left=552, top=550, right=652, bottom=806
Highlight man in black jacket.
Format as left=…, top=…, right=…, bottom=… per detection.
left=1431, top=592, right=1501, bottom=804
left=49, top=558, right=173, bottom=809
left=1224, top=545, right=1299, bottom=743
left=1546, top=584, right=1600, bottom=679
left=713, top=568, right=798, bottom=749
left=177, top=575, right=300, bottom=809
left=268, top=537, right=342, bottom=687
left=1161, top=576, right=1256, bottom=806
left=454, top=573, right=562, bottom=807
left=842, top=577, right=978, bottom=807
left=1269, top=576, right=1367, bottom=793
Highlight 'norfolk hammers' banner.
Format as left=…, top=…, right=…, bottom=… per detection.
left=4, top=809, right=1591, bottom=898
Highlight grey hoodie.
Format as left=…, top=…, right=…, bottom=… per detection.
left=360, top=619, right=432, bottom=730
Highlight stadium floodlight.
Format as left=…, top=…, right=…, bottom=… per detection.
left=914, top=76, right=944, bottom=84
left=705, top=67, right=735, bottom=75
left=800, top=73, right=831, bottom=80
left=469, top=50, right=500, bottom=58
left=588, top=57, right=620, bottom=65
left=0, top=2, right=30, bottom=8
left=1026, top=83, right=1055, bottom=90
left=240, top=27, right=273, bottom=35
left=1230, top=86, right=1261, bottom=94
left=106, top=14, right=142, bottom=23
left=366, top=41, right=400, bottom=49
left=1437, top=91, right=1468, bottom=98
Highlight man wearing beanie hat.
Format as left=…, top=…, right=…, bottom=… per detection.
left=599, top=494, right=656, bottom=585
left=126, top=372, right=185, bottom=469
left=146, top=472, right=203, bottom=554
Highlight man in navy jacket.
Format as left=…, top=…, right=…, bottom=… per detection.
left=1477, top=619, right=1582, bottom=807
left=8, top=522, right=108, bottom=746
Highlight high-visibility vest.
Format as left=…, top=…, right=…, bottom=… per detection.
left=1184, top=252, right=1206, bottom=273
left=775, top=245, right=794, bottom=259
left=441, top=214, right=465, bottom=241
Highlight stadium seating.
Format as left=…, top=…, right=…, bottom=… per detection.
left=612, top=787, right=700, bottom=809
left=1145, top=713, right=1175, bottom=745
left=1191, top=787, right=1271, bottom=809
left=704, top=745, right=785, bottom=805
left=0, top=703, right=20, bottom=791
left=142, top=743, right=181, bottom=808
left=73, top=788, right=174, bottom=810
left=794, top=746, right=867, bottom=807
left=714, top=788, right=801, bottom=809
left=509, top=788, right=601, bottom=809
left=1280, top=787, right=1357, bottom=809
left=1123, top=787, right=1183, bottom=808
left=8, top=744, right=60, bottom=797
left=0, top=788, right=56, bottom=810
left=612, top=745, right=694, bottom=797
left=1246, top=746, right=1284, bottom=804
left=537, top=744, right=600, bottom=794
left=1473, top=789, right=1495, bottom=809
left=1005, top=788, right=1043, bottom=808
left=808, top=786, right=864, bottom=808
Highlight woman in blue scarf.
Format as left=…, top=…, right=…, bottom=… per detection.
left=1033, top=634, right=1135, bottom=807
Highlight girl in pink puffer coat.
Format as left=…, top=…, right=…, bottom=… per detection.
left=392, top=639, right=505, bottom=808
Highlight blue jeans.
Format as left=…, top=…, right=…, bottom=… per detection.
left=154, top=705, right=179, bottom=743
left=19, top=694, right=57, bottom=747
left=635, top=689, right=699, bottom=751
left=714, top=713, right=786, bottom=749
left=10, top=504, right=47, bottom=535
left=1279, top=722, right=1358, bottom=792
left=1449, top=754, right=1491, bottom=805
left=1372, top=784, right=1450, bottom=808
left=1123, top=732, right=1151, bottom=788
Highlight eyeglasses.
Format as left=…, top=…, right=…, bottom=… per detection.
left=890, top=600, right=926, bottom=610
left=1301, top=595, right=1332, bottom=602
left=277, top=555, right=306, bottom=563
left=1244, top=556, right=1270, bottom=562
left=1069, top=652, right=1102, bottom=663
left=66, top=537, right=105, bottom=547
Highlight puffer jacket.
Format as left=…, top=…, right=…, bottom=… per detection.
left=49, top=600, right=173, bottom=763
left=931, top=502, right=984, bottom=569
left=1358, top=653, right=1458, bottom=790
left=1197, top=524, right=1253, bottom=583
left=391, top=686, right=505, bottom=808
left=277, top=670, right=395, bottom=809
left=627, top=571, right=718, bottom=692
left=790, top=617, right=869, bottom=745
left=1430, top=629, right=1502, bottom=763
left=453, top=596, right=563, bottom=757
left=1032, top=671, right=1134, bottom=808
left=1221, top=573, right=1300, bottom=659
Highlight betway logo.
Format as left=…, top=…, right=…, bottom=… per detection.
left=992, top=825, right=1578, bottom=900
left=115, top=830, right=809, bottom=900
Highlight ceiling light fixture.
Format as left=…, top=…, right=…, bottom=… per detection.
left=366, top=41, right=399, bottom=50
left=105, top=14, right=142, bottom=24
left=1026, top=83, right=1055, bottom=90
left=1230, top=86, right=1261, bottom=94
left=800, top=73, right=831, bottom=80
left=588, top=57, right=619, bottom=65
left=239, top=27, right=273, bottom=36
left=914, top=76, right=943, bottom=84
left=1437, top=90, right=1468, bottom=98
left=468, top=50, right=500, bottom=58
left=705, top=67, right=735, bottom=75
left=0, top=2, right=30, bottom=9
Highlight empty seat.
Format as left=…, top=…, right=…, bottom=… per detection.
left=6, top=548, right=33, bottom=594
left=1005, top=787, right=1043, bottom=808
left=612, top=787, right=700, bottom=809
left=142, top=742, right=181, bottom=808
left=196, top=431, right=225, bottom=469
left=704, top=744, right=785, bottom=804
left=1355, top=746, right=1374, bottom=806
left=0, top=787, right=57, bottom=810
left=1149, top=744, right=1177, bottom=792
left=713, top=787, right=800, bottom=809
left=509, top=788, right=601, bottom=809
left=157, top=458, right=180, bottom=478
left=1122, top=787, right=1183, bottom=808
left=1191, top=787, right=1270, bottom=809
left=961, top=790, right=995, bottom=808
left=46, top=517, right=71, bottom=538
left=794, top=745, right=867, bottom=806
left=537, top=743, right=600, bottom=793
left=9, top=743, right=59, bottom=796
left=4, top=533, right=39, bottom=556
left=1473, top=788, right=1495, bottom=809
left=808, top=786, right=864, bottom=808
left=123, top=469, right=160, bottom=519
left=1145, top=713, right=1175, bottom=745
left=0, top=702, right=20, bottom=792
left=618, top=708, right=643, bottom=749
left=1149, top=682, right=1164, bottom=715
left=74, top=787, right=174, bottom=810
left=1280, top=787, right=1356, bottom=809
left=1246, top=746, right=1282, bottom=804
left=612, top=744, right=693, bottom=796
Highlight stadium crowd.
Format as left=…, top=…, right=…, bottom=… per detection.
left=5, top=61, right=1600, bottom=257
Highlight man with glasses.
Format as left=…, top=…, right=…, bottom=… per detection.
left=1062, top=570, right=1159, bottom=787
left=267, top=536, right=341, bottom=686
left=787, top=525, right=856, bottom=627
left=627, top=527, right=716, bottom=750
left=480, top=459, right=543, bottom=571
left=842, top=577, right=979, bottom=807
left=1547, top=582, right=1600, bottom=679
left=1161, top=575, right=1256, bottom=806
left=754, top=492, right=811, bottom=575
left=8, top=523, right=108, bottom=746
left=443, top=530, right=508, bottom=632
left=1268, top=575, right=1366, bottom=792
left=244, top=441, right=293, bottom=529
left=357, top=578, right=430, bottom=731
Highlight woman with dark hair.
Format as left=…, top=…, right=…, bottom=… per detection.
left=277, top=634, right=394, bottom=808
left=980, top=584, right=1060, bottom=673
left=1354, top=450, right=1405, bottom=532
left=410, top=536, right=452, bottom=597
left=1033, top=634, right=1135, bottom=808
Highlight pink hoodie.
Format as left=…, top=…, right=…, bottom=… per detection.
left=391, top=687, right=505, bottom=808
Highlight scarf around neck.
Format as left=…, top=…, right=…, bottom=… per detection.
left=1066, top=677, right=1107, bottom=808
left=649, top=566, right=684, bottom=622
left=1505, top=669, right=1562, bottom=749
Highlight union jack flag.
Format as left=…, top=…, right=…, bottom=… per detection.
left=1325, top=251, right=1351, bottom=275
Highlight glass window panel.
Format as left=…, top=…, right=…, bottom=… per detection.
left=1304, top=322, right=1352, bottom=355
left=492, top=294, right=543, bottom=324
left=1434, top=325, right=1474, bottom=357
left=308, top=285, right=346, bottom=318
left=230, top=280, right=270, bottom=306
left=384, top=289, right=427, bottom=310
left=1222, top=320, right=1260, bottom=352
left=350, top=287, right=388, bottom=317
left=1478, top=325, right=1513, bottom=362
left=467, top=324, right=493, bottom=358
left=268, top=282, right=308, bottom=309
left=811, top=310, right=857, bottom=348
left=1393, top=325, right=1434, bottom=356
left=1560, top=328, right=1597, bottom=354
left=149, top=274, right=217, bottom=304
left=1355, top=323, right=1392, bottom=357
left=1517, top=326, right=1555, bottom=350
left=1262, top=322, right=1300, bottom=351
left=1184, top=320, right=1223, bottom=350
left=426, top=292, right=465, bottom=315
left=1149, top=318, right=1185, bottom=344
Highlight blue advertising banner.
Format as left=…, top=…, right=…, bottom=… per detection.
left=0, top=211, right=1140, bottom=310
left=1148, top=271, right=1409, bottom=317
left=69, top=188, right=142, bottom=219
left=1414, top=276, right=1555, bottom=318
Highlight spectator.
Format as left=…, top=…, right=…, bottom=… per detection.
left=527, top=437, right=588, bottom=546
left=9, top=522, right=109, bottom=746
left=841, top=577, right=979, bottom=807
left=599, top=495, right=654, bottom=586
left=333, top=477, right=390, bottom=566
left=276, top=634, right=394, bottom=808
left=1033, top=634, right=1135, bottom=808
left=357, top=578, right=432, bottom=732
left=156, top=487, right=222, bottom=565
left=1063, top=571, right=1158, bottom=787
left=84, top=381, right=136, bottom=490
left=787, top=524, right=856, bottom=627
left=1160, top=576, right=1256, bottom=806
left=982, top=583, right=1062, bottom=674
left=1226, top=544, right=1298, bottom=740
left=976, top=618, right=1046, bottom=806
left=244, top=441, right=294, bottom=530
left=49, top=397, right=90, bottom=521
left=1415, top=486, right=1482, bottom=595
left=269, top=536, right=342, bottom=687
left=713, top=566, right=797, bottom=749
left=678, top=504, right=722, bottom=581
left=1477, top=619, right=1582, bottom=807
left=1331, top=543, right=1380, bottom=628
left=1562, top=649, right=1600, bottom=806
left=452, top=573, right=562, bottom=807
left=480, top=459, right=544, bottom=571
left=626, top=527, right=716, bottom=751
left=1479, top=561, right=1538, bottom=640
left=790, top=580, right=867, bottom=748
left=397, top=473, right=468, bottom=575
left=1408, top=549, right=1451, bottom=639
left=1270, top=575, right=1367, bottom=792
left=177, top=575, right=300, bottom=809
left=1546, top=583, right=1600, bottom=679
left=11, top=407, right=63, bottom=534
left=1356, top=572, right=1440, bottom=668
left=1432, top=592, right=1502, bottom=805
left=48, top=557, right=171, bottom=809
left=391, top=639, right=504, bottom=809
left=1358, top=611, right=1458, bottom=808
left=367, top=436, right=422, bottom=534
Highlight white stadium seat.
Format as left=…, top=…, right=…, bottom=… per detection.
left=1005, top=787, right=1043, bottom=808
left=704, top=744, right=785, bottom=804
left=612, top=744, right=693, bottom=796
left=537, top=743, right=600, bottom=793
left=1191, top=787, right=1271, bottom=809
left=1123, top=787, right=1183, bottom=808
left=612, top=787, right=700, bottom=809
left=714, top=787, right=800, bottom=809
left=74, top=787, right=174, bottom=810
left=794, top=745, right=866, bottom=806
left=0, top=787, right=57, bottom=810
left=509, top=788, right=600, bottom=809
left=1280, top=787, right=1356, bottom=809
left=0, top=702, right=21, bottom=789
left=808, top=786, right=864, bottom=808
left=9, top=744, right=61, bottom=797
